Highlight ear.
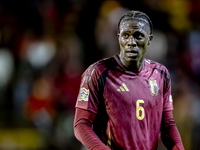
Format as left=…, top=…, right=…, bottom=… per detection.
left=147, top=34, right=153, bottom=45
left=118, top=33, right=120, bottom=37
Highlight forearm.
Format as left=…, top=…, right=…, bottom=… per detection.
left=74, top=122, right=110, bottom=150
left=161, top=111, right=184, bottom=150
left=74, top=108, right=110, bottom=150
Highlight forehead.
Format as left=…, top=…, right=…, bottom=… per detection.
left=119, top=20, right=150, bottom=34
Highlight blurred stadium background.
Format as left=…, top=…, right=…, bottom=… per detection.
left=0, top=0, right=199, bottom=149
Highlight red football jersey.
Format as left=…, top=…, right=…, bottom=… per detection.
left=76, top=55, right=173, bottom=150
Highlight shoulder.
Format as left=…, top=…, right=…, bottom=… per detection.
left=145, top=58, right=170, bottom=82
left=82, top=56, right=115, bottom=82
left=145, top=58, right=168, bottom=70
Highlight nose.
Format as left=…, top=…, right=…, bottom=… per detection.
left=128, top=36, right=136, bottom=46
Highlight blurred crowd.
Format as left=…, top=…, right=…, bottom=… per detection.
left=0, top=0, right=199, bottom=149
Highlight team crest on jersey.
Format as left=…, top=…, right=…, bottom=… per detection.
left=78, top=88, right=89, bottom=101
left=149, top=78, right=158, bottom=96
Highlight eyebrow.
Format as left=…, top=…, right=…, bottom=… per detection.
left=120, top=28, right=144, bottom=34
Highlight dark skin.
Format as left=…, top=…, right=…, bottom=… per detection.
left=118, top=20, right=153, bottom=72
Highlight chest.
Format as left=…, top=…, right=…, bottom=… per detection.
left=103, top=70, right=164, bottom=115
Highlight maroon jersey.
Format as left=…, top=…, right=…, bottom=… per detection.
left=76, top=55, right=173, bottom=150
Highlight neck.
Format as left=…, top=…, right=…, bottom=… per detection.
left=119, top=54, right=144, bottom=72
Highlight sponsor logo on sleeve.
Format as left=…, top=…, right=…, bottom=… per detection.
left=78, top=87, right=89, bottom=101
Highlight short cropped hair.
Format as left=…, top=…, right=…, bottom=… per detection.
left=118, top=10, right=153, bottom=34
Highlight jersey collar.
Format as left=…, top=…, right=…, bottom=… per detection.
left=114, top=55, right=146, bottom=75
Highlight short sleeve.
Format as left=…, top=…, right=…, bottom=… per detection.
left=75, top=65, right=102, bottom=114
left=163, top=68, right=173, bottom=111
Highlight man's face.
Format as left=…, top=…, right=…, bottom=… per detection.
left=118, top=20, right=152, bottom=65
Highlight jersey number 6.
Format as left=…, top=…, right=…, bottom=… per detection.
left=136, top=100, right=145, bottom=120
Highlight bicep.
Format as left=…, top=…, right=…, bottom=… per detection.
left=74, top=108, right=96, bottom=128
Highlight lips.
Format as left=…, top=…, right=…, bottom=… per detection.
left=126, top=50, right=138, bottom=57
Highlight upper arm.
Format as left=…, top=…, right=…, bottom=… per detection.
left=74, top=107, right=96, bottom=128
left=161, top=68, right=173, bottom=111
left=76, top=64, right=106, bottom=114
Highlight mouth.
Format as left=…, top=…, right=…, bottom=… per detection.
left=126, top=51, right=138, bottom=57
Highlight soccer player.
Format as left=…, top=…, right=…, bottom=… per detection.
left=74, top=10, right=184, bottom=150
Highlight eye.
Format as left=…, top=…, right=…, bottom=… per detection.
left=134, top=32, right=144, bottom=40
left=122, top=33, right=129, bottom=39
